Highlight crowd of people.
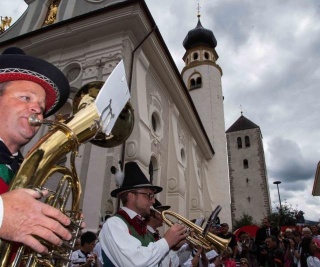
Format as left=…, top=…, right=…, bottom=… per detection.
left=72, top=215, right=320, bottom=267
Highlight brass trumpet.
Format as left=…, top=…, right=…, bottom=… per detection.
left=151, top=207, right=230, bottom=251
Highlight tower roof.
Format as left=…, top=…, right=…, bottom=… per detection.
left=183, top=18, right=217, bottom=50
left=226, top=115, right=260, bottom=133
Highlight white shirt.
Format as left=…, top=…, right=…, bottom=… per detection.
left=99, top=207, right=169, bottom=267
left=307, top=256, right=320, bottom=267
left=93, top=241, right=103, bottom=267
left=70, top=249, right=88, bottom=267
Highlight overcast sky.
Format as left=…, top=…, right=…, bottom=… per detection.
left=2, top=0, right=320, bottom=222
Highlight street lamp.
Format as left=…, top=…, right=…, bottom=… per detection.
left=273, top=181, right=282, bottom=226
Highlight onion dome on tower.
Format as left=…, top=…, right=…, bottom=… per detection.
left=183, top=16, right=217, bottom=50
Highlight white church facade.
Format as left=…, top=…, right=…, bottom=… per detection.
left=0, top=0, right=274, bottom=231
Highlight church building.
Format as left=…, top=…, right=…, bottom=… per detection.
left=0, top=0, right=235, bottom=231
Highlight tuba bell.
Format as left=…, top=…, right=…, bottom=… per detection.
left=72, top=81, right=134, bottom=148
left=0, top=59, right=134, bottom=267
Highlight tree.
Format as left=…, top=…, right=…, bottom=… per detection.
left=233, top=213, right=256, bottom=231
left=269, top=202, right=297, bottom=227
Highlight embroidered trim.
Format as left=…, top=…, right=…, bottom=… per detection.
left=0, top=68, right=60, bottom=114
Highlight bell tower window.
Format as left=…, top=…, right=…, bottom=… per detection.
left=189, top=73, right=202, bottom=90
left=193, top=52, right=199, bottom=61
left=237, top=137, right=242, bottom=149
left=245, top=136, right=250, bottom=147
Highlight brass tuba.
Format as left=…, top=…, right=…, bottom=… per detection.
left=153, top=206, right=230, bottom=252
left=0, top=60, right=134, bottom=267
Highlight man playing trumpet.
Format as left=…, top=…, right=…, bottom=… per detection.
left=99, top=161, right=188, bottom=267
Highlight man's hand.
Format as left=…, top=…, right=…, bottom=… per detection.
left=0, top=188, right=72, bottom=254
left=163, top=223, right=188, bottom=248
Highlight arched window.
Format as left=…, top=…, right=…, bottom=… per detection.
left=189, top=75, right=202, bottom=90
left=245, top=136, right=250, bottom=147
left=237, top=137, right=242, bottom=149
left=190, top=78, right=196, bottom=88
left=243, top=159, right=249, bottom=169
left=193, top=52, right=199, bottom=60
left=204, top=51, right=210, bottom=60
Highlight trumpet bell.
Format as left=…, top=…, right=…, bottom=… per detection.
left=161, top=210, right=230, bottom=252
left=73, top=81, right=134, bottom=147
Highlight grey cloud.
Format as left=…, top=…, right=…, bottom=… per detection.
left=267, top=137, right=316, bottom=182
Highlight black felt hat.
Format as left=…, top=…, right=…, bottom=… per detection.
left=153, top=199, right=171, bottom=211
left=111, top=161, right=162, bottom=198
left=0, top=47, right=70, bottom=117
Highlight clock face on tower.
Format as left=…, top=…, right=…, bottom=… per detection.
left=66, top=67, right=81, bottom=82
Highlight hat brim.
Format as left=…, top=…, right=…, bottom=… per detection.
left=0, top=49, right=70, bottom=117
left=155, top=205, right=171, bottom=211
left=111, top=184, right=162, bottom=198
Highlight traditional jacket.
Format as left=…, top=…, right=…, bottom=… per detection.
left=0, top=140, right=23, bottom=194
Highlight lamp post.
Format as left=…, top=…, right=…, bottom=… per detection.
left=273, top=181, right=282, bottom=226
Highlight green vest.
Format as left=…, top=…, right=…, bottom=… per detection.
left=114, top=213, right=155, bottom=246
left=0, top=164, right=14, bottom=184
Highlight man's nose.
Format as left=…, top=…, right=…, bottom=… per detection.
left=30, top=102, right=43, bottom=114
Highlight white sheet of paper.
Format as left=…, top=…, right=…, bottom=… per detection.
left=95, top=59, right=130, bottom=134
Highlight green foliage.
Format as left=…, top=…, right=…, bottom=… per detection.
left=233, top=213, right=256, bottom=231
left=232, top=202, right=300, bottom=231
left=269, top=202, right=297, bottom=227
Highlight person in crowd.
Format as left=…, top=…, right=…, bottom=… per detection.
left=302, top=228, right=313, bottom=239
left=145, top=198, right=171, bottom=241
left=93, top=239, right=104, bottom=267
left=71, top=231, right=98, bottom=267
left=299, top=227, right=320, bottom=259
left=292, top=231, right=302, bottom=267
left=99, top=161, right=188, bottom=267
left=75, top=238, right=82, bottom=250
left=240, top=258, right=250, bottom=267
left=220, top=247, right=236, bottom=267
left=284, top=229, right=294, bottom=239
left=237, top=232, right=258, bottom=267
left=311, top=226, right=320, bottom=240
left=260, top=235, right=284, bottom=267
left=146, top=198, right=186, bottom=267
left=182, top=245, right=221, bottom=267
left=299, top=237, right=320, bottom=267
left=295, top=211, right=305, bottom=226
left=281, top=238, right=295, bottom=267
left=210, top=224, right=221, bottom=236
left=0, top=46, right=72, bottom=253
left=218, top=223, right=238, bottom=259
left=255, top=217, right=279, bottom=265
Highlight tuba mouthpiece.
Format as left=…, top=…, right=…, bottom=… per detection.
left=28, top=114, right=42, bottom=126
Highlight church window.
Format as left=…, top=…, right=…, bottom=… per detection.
left=180, top=148, right=186, bottom=164
left=193, top=52, right=199, bottom=60
left=190, top=78, right=196, bottom=88
left=152, top=114, right=157, bottom=132
left=245, top=136, right=250, bottom=147
left=149, top=156, right=158, bottom=185
left=189, top=75, right=202, bottom=90
left=204, top=52, right=209, bottom=60
left=237, top=137, right=242, bottom=148
left=151, top=111, right=161, bottom=136
left=243, top=159, right=249, bottom=169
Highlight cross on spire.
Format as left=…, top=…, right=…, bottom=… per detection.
left=197, top=0, right=201, bottom=19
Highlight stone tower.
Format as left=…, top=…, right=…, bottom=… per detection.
left=181, top=16, right=231, bottom=223
left=226, top=114, right=271, bottom=224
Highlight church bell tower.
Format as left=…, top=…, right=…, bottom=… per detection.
left=181, top=13, right=231, bottom=224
